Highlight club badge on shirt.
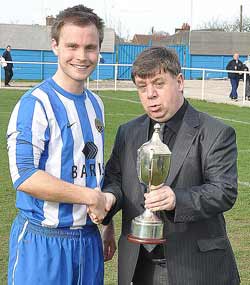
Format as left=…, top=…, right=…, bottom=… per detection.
left=95, top=118, right=104, bottom=133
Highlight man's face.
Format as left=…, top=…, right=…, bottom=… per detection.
left=7, top=46, right=11, bottom=52
left=233, top=54, right=239, bottom=61
left=52, top=23, right=100, bottom=91
left=134, top=71, right=184, bottom=122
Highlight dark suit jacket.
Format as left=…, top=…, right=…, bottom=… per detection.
left=103, top=103, right=240, bottom=285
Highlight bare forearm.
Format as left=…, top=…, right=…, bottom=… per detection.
left=102, top=219, right=116, bottom=261
left=18, top=170, right=96, bottom=206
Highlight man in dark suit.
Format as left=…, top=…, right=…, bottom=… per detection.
left=101, top=47, right=240, bottom=285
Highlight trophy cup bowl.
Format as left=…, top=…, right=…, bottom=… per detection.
left=127, top=123, right=171, bottom=244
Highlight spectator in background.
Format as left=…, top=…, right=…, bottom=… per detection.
left=243, top=55, right=250, bottom=100
left=226, top=53, right=243, bottom=101
left=2, top=45, right=13, bottom=86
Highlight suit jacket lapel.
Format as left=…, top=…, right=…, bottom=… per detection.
left=130, top=115, right=150, bottom=197
left=166, top=104, right=200, bottom=186
left=131, top=115, right=150, bottom=162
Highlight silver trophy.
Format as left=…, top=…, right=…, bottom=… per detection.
left=127, top=123, right=171, bottom=244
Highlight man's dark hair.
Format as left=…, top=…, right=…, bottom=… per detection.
left=6, top=45, right=11, bottom=49
left=131, top=47, right=181, bottom=83
left=51, top=5, right=104, bottom=47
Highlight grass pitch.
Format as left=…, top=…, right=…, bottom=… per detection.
left=0, top=89, right=249, bottom=284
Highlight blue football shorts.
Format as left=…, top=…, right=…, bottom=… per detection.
left=8, top=214, right=104, bottom=285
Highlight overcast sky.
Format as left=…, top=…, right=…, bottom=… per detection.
left=1, top=0, right=250, bottom=39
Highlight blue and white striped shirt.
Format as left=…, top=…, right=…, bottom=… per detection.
left=7, top=78, right=105, bottom=228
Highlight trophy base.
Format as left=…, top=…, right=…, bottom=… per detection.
left=128, top=209, right=166, bottom=244
left=127, top=234, right=166, bottom=244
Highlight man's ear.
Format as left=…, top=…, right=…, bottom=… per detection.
left=51, top=39, right=58, bottom=56
left=177, top=73, right=184, bottom=92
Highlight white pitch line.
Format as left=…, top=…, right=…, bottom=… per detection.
left=106, top=113, right=140, bottom=116
left=100, top=95, right=140, bottom=104
left=214, top=116, right=250, bottom=125
left=238, top=181, right=250, bottom=187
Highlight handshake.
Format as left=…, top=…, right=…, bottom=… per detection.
left=87, top=188, right=116, bottom=224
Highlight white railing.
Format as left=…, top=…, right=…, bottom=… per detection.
left=182, top=67, right=250, bottom=104
left=0, top=60, right=57, bottom=88
left=1, top=61, right=250, bottom=104
left=86, top=63, right=132, bottom=91
left=0, top=60, right=133, bottom=91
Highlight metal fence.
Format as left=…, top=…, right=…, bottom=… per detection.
left=1, top=61, right=250, bottom=106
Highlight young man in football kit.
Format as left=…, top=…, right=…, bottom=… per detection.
left=7, top=5, right=116, bottom=285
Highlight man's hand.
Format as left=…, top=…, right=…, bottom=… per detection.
left=88, top=191, right=116, bottom=224
left=102, top=220, right=117, bottom=262
left=88, top=188, right=107, bottom=223
left=144, top=185, right=176, bottom=211
left=104, top=192, right=116, bottom=212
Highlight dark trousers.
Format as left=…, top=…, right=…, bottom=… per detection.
left=4, top=67, right=13, bottom=85
left=229, top=78, right=239, bottom=99
left=132, top=246, right=169, bottom=285
left=245, top=77, right=250, bottom=99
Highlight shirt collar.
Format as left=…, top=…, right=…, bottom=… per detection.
left=165, top=99, right=188, bottom=133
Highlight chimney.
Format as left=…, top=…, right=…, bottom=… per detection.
left=46, top=16, right=55, bottom=26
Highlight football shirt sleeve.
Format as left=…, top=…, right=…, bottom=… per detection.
left=7, top=95, right=49, bottom=189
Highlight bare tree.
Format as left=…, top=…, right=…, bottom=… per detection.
left=231, top=17, right=250, bottom=32
left=198, top=17, right=250, bottom=32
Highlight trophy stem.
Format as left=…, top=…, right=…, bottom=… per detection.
left=144, top=208, right=153, bottom=218
left=139, top=208, right=162, bottom=223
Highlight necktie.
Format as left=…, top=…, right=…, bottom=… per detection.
left=159, top=123, right=165, bottom=141
left=163, top=124, right=175, bottom=150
